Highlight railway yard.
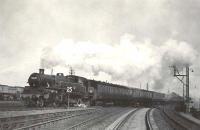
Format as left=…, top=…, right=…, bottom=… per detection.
left=1, top=69, right=200, bottom=130
left=0, top=69, right=200, bottom=130
left=0, top=105, right=200, bottom=130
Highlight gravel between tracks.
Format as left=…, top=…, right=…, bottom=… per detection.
left=118, top=108, right=149, bottom=130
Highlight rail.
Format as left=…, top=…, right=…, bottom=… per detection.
left=65, top=115, right=101, bottom=130
left=145, top=108, right=153, bottom=130
left=105, top=108, right=140, bottom=130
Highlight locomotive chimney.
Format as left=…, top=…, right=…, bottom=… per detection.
left=39, top=69, right=44, bottom=74
left=51, top=68, right=53, bottom=75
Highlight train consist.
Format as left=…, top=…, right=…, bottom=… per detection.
left=22, top=69, right=182, bottom=107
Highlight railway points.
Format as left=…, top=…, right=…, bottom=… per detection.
left=0, top=107, right=96, bottom=130
left=15, top=107, right=131, bottom=130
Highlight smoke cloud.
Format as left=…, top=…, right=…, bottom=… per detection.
left=40, top=47, right=65, bottom=69
left=41, top=34, right=197, bottom=91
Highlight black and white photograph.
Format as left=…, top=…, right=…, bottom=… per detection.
left=0, top=0, right=200, bottom=130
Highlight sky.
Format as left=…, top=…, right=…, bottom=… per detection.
left=0, top=0, right=200, bottom=105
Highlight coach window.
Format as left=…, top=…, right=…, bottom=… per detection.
left=99, top=86, right=101, bottom=93
left=136, top=90, right=139, bottom=97
left=98, top=86, right=100, bottom=93
left=100, top=86, right=102, bottom=93
left=106, top=86, right=108, bottom=93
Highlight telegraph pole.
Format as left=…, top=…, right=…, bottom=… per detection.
left=186, top=66, right=190, bottom=113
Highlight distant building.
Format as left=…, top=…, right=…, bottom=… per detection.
left=0, top=84, right=24, bottom=100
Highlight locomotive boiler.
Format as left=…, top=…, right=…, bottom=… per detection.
left=22, top=69, right=87, bottom=107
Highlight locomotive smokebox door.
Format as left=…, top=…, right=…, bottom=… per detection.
left=88, top=87, right=94, bottom=94
left=88, top=86, right=95, bottom=99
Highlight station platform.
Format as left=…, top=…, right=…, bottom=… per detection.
left=179, top=112, right=200, bottom=126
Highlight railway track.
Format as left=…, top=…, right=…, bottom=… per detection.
left=145, top=108, right=153, bottom=130
left=4, top=106, right=199, bottom=130
left=0, top=108, right=96, bottom=130
left=64, top=107, right=135, bottom=130
left=25, top=107, right=132, bottom=130
left=42, top=107, right=130, bottom=130
left=14, top=108, right=99, bottom=130
left=65, top=109, right=122, bottom=130
left=105, top=108, right=154, bottom=130
left=105, top=108, right=139, bottom=130
left=162, top=107, right=200, bottom=130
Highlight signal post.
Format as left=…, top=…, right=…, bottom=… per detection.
left=172, top=66, right=190, bottom=113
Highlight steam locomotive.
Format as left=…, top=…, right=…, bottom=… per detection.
left=22, top=69, right=183, bottom=107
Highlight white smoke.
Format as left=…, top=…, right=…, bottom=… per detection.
left=40, top=47, right=65, bottom=69
left=40, top=34, right=197, bottom=91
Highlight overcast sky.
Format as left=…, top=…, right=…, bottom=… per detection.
left=0, top=0, right=200, bottom=103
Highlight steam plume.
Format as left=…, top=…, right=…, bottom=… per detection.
left=40, top=34, right=197, bottom=91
